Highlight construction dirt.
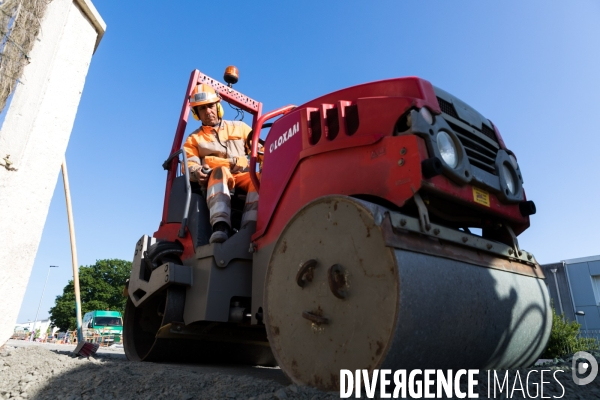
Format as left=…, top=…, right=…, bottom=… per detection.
left=0, top=340, right=599, bottom=399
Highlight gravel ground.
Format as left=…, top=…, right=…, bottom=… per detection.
left=0, top=343, right=329, bottom=400
left=0, top=342, right=598, bottom=399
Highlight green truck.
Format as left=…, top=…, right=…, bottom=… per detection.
left=82, top=310, right=123, bottom=344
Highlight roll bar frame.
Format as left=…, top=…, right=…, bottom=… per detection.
left=160, top=69, right=294, bottom=227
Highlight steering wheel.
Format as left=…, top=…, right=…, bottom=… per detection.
left=246, top=123, right=272, bottom=156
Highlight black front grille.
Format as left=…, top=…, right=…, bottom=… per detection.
left=447, top=121, right=498, bottom=174
left=481, top=123, right=497, bottom=142
left=437, top=97, right=459, bottom=119
left=436, top=96, right=499, bottom=175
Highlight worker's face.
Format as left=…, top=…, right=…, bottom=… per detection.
left=197, top=102, right=219, bottom=126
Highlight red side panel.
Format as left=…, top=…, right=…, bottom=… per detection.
left=255, top=111, right=304, bottom=238
left=254, top=135, right=424, bottom=247
left=299, top=76, right=440, bottom=114
left=254, top=77, right=440, bottom=241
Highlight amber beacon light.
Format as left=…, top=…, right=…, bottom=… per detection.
left=224, top=66, right=239, bottom=87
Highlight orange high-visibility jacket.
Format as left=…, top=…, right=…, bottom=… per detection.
left=183, top=120, right=251, bottom=179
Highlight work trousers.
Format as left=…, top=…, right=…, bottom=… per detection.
left=206, top=166, right=259, bottom=228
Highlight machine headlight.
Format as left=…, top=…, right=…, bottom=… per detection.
left=419, top=107, right=433, bottom=125
left=502, top=163, right=515, bottom=194
left=509, top=154, right=518, bottom=169
left=436, top=131, right=458, bottom=168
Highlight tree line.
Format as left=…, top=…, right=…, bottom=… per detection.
left=49, top=259, right=130, bottom=331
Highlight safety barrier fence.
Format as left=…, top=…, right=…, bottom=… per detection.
left=552, top=330, right=600, bottom=358
left=580, top=329, right=600, bottom=340
left=44, top=330, right=78, bottom=344
left=12, top=329, right=121, bottom=347
left=579, top=329, right=600, bottom=350
left=11, top=329, right=77, bottom=344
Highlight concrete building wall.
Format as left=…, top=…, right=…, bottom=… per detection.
left=0, top=0, right=105, bottom=346
left=543, top=255, right=600, bottom=333
left=564, top=257, right=600, bottom=331
left=541, top=262, right=576, bottom=321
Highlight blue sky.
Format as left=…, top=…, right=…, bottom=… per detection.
left=17, top=0, right=600, bottom=323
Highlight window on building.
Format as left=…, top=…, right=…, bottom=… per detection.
left=592, top=275, right=600, bottom=305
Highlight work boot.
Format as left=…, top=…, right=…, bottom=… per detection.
left=209, top=222, right=229, bottom=244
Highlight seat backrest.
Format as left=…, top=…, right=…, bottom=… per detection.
left=167, top=176, right=190, bottom=223
left=167, top=175, right=212, bottom=247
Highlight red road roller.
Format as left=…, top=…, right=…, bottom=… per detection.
left=123, top=68, right=550, bottom=391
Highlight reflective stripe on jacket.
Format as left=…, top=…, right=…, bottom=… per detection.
left=183, top=120, right=251, bottom=176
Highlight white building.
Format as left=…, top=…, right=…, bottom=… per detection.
left=13, top=318, right=60, bottom=340
left=0, top=0, right=106, bottom=346
left=14, top=319, right=52, bottom=333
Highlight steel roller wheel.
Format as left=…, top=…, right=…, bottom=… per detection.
left=123, top=286, right=185, bottom=362
left=124, top=284, right=278, bottom=364
left=124, top=262, right=277, bottom=365
left=264, top=195, right=551, bottom=391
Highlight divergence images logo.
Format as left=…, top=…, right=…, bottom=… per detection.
left=572, top=351, right=598, bottom=385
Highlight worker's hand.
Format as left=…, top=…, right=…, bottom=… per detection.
left=193, top=164, right=211, bottom=185
left=229, top=156, right=249, bottom=173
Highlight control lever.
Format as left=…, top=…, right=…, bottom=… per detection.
left=201, top=166, right=213, bottom=175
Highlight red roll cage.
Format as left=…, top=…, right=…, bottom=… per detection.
left=160, top=69, right=293, bottom=225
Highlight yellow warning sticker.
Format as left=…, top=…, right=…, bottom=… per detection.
left=473, top=187, right=490, bottom=207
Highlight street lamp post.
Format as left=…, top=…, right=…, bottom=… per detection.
left=31, top=265, right=59, bottom=340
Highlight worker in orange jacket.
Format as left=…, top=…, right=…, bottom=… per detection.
left=183, top=84, right=259, bottom=243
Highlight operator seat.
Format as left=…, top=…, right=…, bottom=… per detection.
left=166, top=175, right=247, bottom=248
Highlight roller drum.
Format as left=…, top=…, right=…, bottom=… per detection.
left=264, top=196, right=551, bottom=391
